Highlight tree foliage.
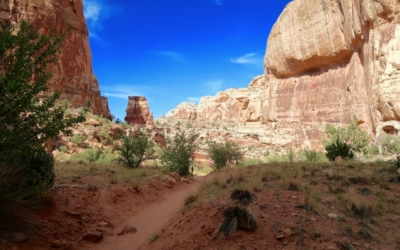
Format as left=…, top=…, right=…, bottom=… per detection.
left=115, top=133, right=157, bottom=169
left=0, top=21, right=84, bottom=202
left=207, top=140, right=243, bottom=170
left=161, top=132, right=198, bottom=176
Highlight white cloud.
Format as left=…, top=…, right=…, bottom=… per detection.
left=205, top=80, right=224, bottom=93
left=101, top=85, right=143, bottom=99
left=230, top=52, right=263, bottom=66
left=154, top=51, right=186, bottom=63
left=83, top=0, right=117, bottom=40
left=84, top=0, right=101, bottom=22
left=215, top=0, right=223, bottom=5
left=188, top=97, right=201, bottom=102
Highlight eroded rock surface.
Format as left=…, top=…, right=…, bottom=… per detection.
left=0, top=0, right=111, bottom=118
left=159, top=0, right=400, bottom=151
left=125, top=96, right=151, bottom=125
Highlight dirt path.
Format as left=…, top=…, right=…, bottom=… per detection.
left=88, top=176, right=205, bottom=250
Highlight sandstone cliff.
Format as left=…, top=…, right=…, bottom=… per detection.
left=158, top=0, right=400, bottom=150
left=124, top=96, right=166, bottom=147
left=0, top=0, right=111, bottom=118
left=125, top=96, right=151, bottom=125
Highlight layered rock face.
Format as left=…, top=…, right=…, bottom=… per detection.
left=125, top=96, right=151, bottom=125
left=164, top=76, right=265, bottom=123
left=0, top=0, right=111, bottom=118
left=159, top=0, right=400, bottom=150
left=263, top=0, right=400, bottom=147
left=124, top=96, right=166, bottom=147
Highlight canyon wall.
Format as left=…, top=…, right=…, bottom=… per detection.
left=159, top=0, right=400, bottom=150
left=0, top=0, right=111, bottom=118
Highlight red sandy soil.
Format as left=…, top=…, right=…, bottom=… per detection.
left=0, top=173, right=206, bottom=250
left=1, top=171, right=399, bottom=250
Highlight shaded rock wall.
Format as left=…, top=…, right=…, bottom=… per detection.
left=0, top=0, right=111, bottom=118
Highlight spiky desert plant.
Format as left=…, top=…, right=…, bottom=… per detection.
left=216, top=206, right=258, bottom=238
left=230, top=189, right=253, bottom=205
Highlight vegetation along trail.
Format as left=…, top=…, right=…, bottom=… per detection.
left=88, top=175, right=210, bottom=250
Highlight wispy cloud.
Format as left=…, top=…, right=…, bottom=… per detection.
left=205, top=80, right=224, bottom=93
left=153, top=51, right=187, bottom=63
left=83, top=0, right=116, bottom=40
left=188, top=97, right=201, bottom=102
left=101, top=85, right=143, bottom=99
left=230, top=52, right=263, bottom=66
left=84, top=0, right=101, bottom=22
left=214, top=0, right=223, bottom=5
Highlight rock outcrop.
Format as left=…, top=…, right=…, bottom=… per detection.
left=0, top=0, right=111, bottom=118
left=125, top=96, right=151, bottom=125
left=123, top=96, right=166, bottom=146
left=159, top=0, right=400, bottom=150
left=263, top=0, right=400, bottom=147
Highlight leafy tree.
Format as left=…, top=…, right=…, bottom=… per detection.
left=115, top=132, right=157, bottom=169
left=324, top=118, right=370, bottom=153
left=207, top=140, right=243, bottom=170
left=161, top=132, right=198, bottom=176
left=0, top=21, right=85, bottom=201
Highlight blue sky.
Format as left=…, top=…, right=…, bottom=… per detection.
left=83, top=0, right=292, bottom=120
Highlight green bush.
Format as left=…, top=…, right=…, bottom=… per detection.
left=161, top=132, right=198, bottom=175
left=115, top=133, right=156, bottom=169
left=366, top=145, right=380, bottom=156
left=287, top=150, right=295, bottom=162
left=20, top=149, right=55, bottom=198
left=0, top=21, right=84, bottom=207
left=68, top=147, right=117, bottom=164
left=324, top=118, right=370, bottom=154
left=0, top=148, right=55, bottom=203
left=380, top=135, right=400, bottom=156
left=70, top=133, right=88, bottom=148
left=303, top=150, right=319, bottom=162
left=207, top=141, right=243, bottom=170
left=325, top=139, right=354, bottom=161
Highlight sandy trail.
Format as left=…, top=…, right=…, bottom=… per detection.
left=88, top=176, right=205, bottom=250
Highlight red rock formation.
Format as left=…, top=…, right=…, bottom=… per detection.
left=0, top=0, right=111, bottom=118
left=125, top=96, right=151, bottom=125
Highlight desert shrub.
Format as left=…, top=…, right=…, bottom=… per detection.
left=115, top=133, right=157, bottom=169
left=325, top=139, right=354, bottom=161
left=216, top=206, right=258, bottom=238
left=161, top=132, right=198, bottom=176
left=366, top=145, right=380, bottom=157
left=324, top=118, right=370, bottom=154
left=0, top=148, right=55, bottom=204
left=59, top=145, right=68, bottom=153
left=303, top=150, right=319, bottom=162
left=380, top=135, right=400, bottom=156
left=287, top=150, right=295, bottom=162
left=97, top=130, right=114, bottom=145
left=70, top=133, right=88, bottom=148
left=393, top=155, right=400, bottom=170
left=231, top=189, right=253, bottom=205
left=207, top=140, right=243, bottom=170
left=69, top=147, right=116, bottom=164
